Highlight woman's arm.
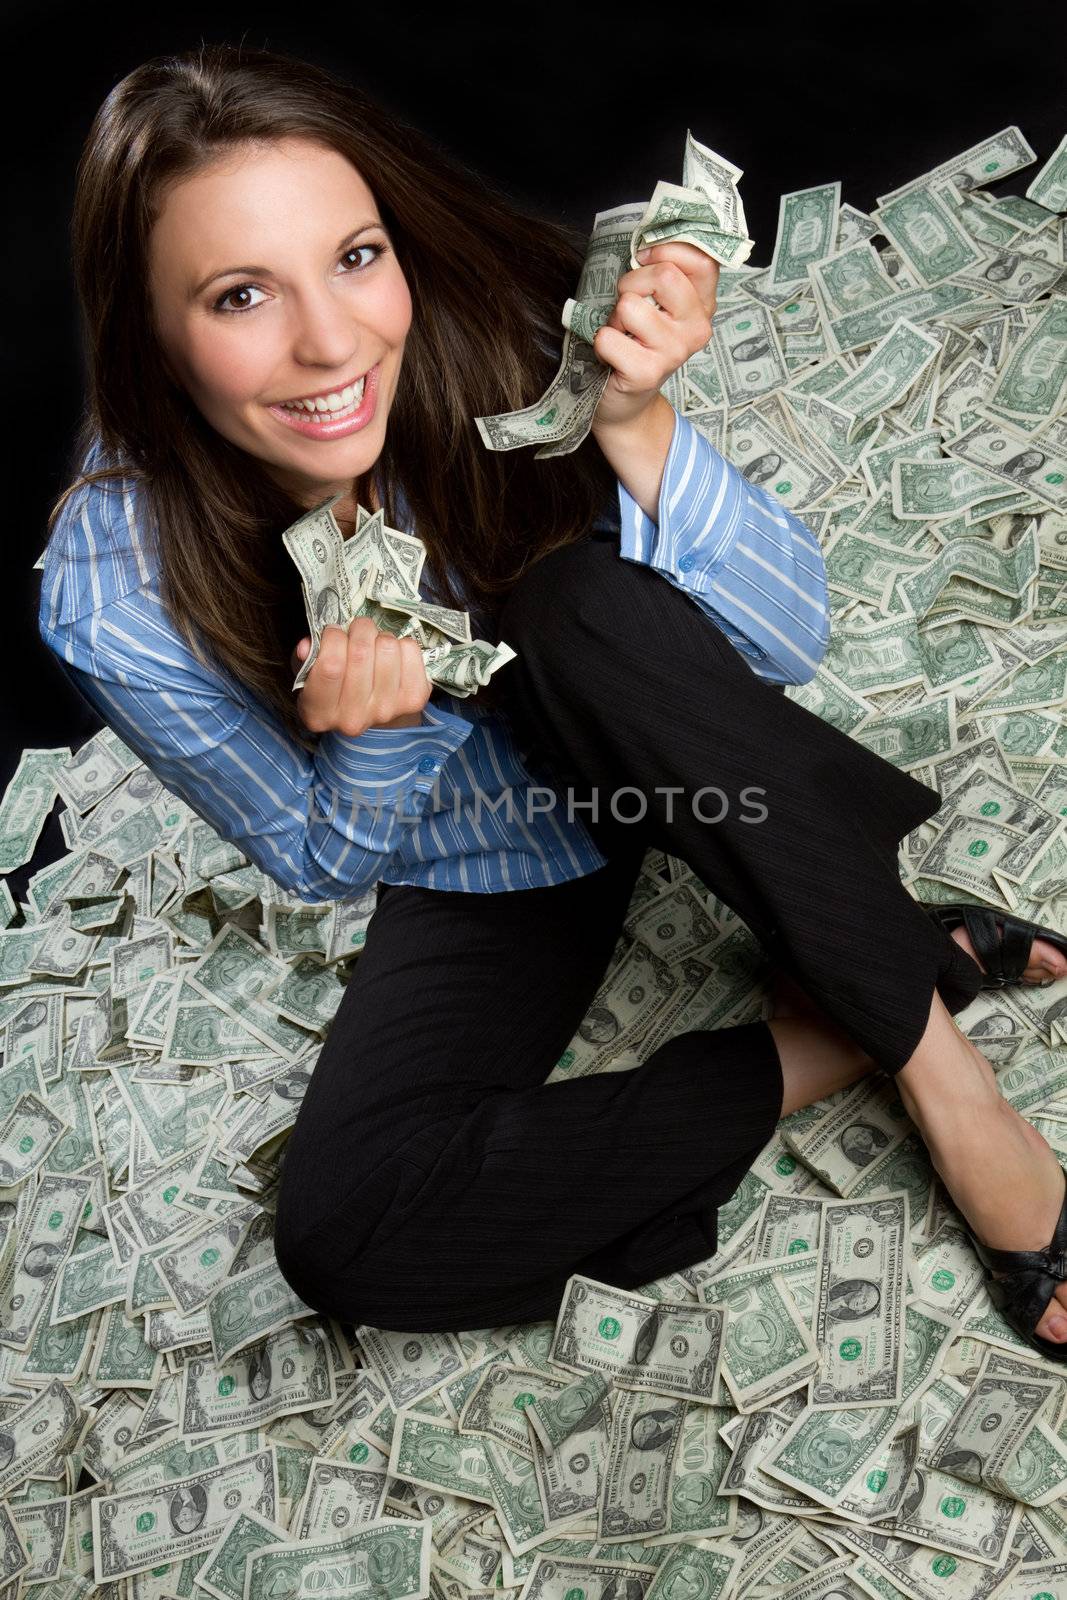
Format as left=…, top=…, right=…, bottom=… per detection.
left=39, top=583, right=474, bottom=903
left=591, top=392, right=678, bottom=523
left=585, top=242, right=830, bottom=685
left=603, top=405, right=832, bottom=686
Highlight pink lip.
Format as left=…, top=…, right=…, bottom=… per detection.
left=268, top=363, right=380, bottom=440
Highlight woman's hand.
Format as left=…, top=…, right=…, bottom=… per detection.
left=591, top=242, right=719, bottom=432
left=291, top=619, right=433, bottom=734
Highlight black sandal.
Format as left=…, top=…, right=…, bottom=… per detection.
left=968, top=1168, right=1067, bottom=1362
left=921, top=902, right=1067, bottom=989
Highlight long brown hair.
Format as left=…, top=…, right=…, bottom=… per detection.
left=49, top=42, right=616, bottom=750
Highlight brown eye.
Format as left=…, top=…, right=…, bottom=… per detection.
left=218, top=286, right=257, bottom=312
left=212, top=243, right=387, bottom=315
left=213, top=283, right=266, bottom=315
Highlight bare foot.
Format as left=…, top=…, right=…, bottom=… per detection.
left=896, top=1000, right=1067, bottom=1348
left=949, top=920, right=1067, bottom=985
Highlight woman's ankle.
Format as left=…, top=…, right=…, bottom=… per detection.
left=893, top=992, right=999, bottom=1122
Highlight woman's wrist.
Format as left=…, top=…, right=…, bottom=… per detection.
left=372, top=709, right=426, bottom=729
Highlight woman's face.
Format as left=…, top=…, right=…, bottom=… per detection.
left=149, top=135, right=413, bottom=513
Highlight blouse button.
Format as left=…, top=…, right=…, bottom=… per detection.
left=677, top=553, right=696, bottom=572
left=416, top=756, right=436, bottom=774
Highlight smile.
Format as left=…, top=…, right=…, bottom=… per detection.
left=268, top=363, right=380, bottom=439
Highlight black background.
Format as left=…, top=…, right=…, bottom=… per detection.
left=6, top=0, right=1066, bottom=895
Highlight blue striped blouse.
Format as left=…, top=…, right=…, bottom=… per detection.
left=37, top=408, right=830, bottom=899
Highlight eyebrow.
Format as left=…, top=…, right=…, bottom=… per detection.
left=191, top=220, right=384, bottom=298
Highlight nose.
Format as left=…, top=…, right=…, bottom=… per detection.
left=288, top=281, right=367, bottom=374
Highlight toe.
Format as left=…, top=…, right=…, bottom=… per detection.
left=1029, top=936, right=1067, bottom=981
left=993, top=924, right=1067, bottom=985
left=1035, top=1298, right=1067, bottom=1343
left=949, top=921, right=1067, bottom=985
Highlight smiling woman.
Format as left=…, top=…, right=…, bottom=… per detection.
left=147, top=138, right=413, bottom=523
left=36, top=41, right=1067, bottom=1350
left=48, top=43, right=618, bottom=746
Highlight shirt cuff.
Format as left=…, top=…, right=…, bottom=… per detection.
left=616, top=408, right=747, bottom=588
left=316, top=700, right=474, bottom=803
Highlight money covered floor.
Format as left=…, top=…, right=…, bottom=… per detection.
left=5, top=126, right=1067, bottom=1600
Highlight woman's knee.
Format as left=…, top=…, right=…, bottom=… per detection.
left=272, top=1146, right=457, bottom=1326
left=272, top=1161, right=331, bottom=1306
left=272, top=1225, right=322, bottom=1311
left=273, top=1214, right=463, bottom=1333
left=273, top=1200, right=380, bottom=1323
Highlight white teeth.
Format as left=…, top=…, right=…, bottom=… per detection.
left=279, top=373, right=367, bottom=415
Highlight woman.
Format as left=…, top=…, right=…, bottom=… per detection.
left=38, top=45, right=1067, bottom=1352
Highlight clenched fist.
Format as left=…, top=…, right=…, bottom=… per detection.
left=291, top=617, right=433, bottom=735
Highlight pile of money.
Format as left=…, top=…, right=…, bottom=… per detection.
left=4, top=124, right=1067, bottom=1600
left=282, top=494, right=516, bottom=696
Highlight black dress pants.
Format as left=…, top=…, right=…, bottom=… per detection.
left=273, top=528, right=984, bottom=1333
